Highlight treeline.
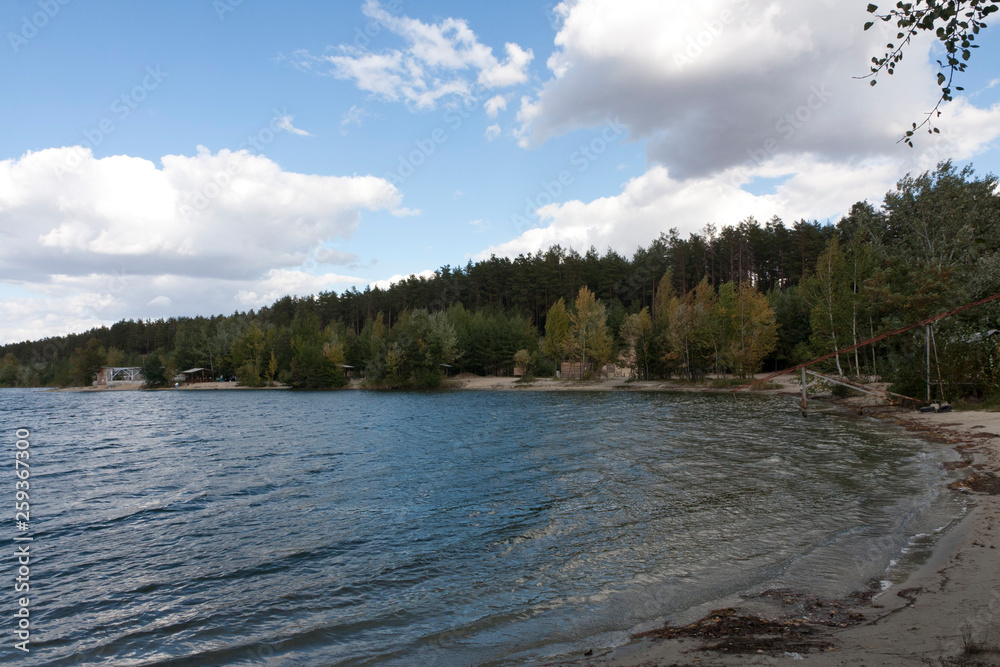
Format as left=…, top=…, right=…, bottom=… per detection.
left=1, top=161, right=998, bottom=398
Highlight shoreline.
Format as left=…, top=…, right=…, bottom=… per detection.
left=37, top=374, right=1000, bottom=663
left=537, top=399, right=1000, bottom=666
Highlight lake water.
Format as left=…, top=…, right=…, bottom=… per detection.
left=1, top=388, right=965, bottom=666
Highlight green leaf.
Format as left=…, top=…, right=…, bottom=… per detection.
left=864, top=21, right=875, bottom=30
left=867, top=3, right=879, bottom=12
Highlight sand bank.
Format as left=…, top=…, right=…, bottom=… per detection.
left=53, top=381, right=289, bottom=391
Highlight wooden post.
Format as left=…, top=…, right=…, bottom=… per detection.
left=926, top=324, right=931, bottom=403
left=801, top=366, right=808, bottom=417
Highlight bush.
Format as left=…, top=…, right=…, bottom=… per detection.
left=140, top=354, right=167, bottom=388
left=831, top=383, right=853, bottom=398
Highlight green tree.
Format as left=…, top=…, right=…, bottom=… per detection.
left=570, top=286, right=612, bottom=378
left=232, top=321, right=268, bottom=386
left=865, top=1, right=998, bottom=143
left=801, top=237, right=850, bottom=375
left=357, top=314, right=388, bottom=381
left=140, top=354, right=167, bottom=388
left=0, top=354, right=21, bottom=387
left=690, top=277, right=722, bottom=375
left=652, top=270, right=678, bottom=377
left=513, top=348, right=531, bottom=376
left=542, top=298, right=570, bottom=374
left=69, top=339, right=106, bottom=386
left=392, top=309, right=458, bottom=387
left=619, top=307, right=654, bottom=379
left=876, top=162, right=1000, bottom=310
left=288, top=311, right=347, bottom=389
left=724, top=282, right=779, bottom=378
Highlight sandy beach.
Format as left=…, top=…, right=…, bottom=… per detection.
left=55, top=381, right=289, bottom=391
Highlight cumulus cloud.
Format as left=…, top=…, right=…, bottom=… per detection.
left=480, top=0, right=1000, bottom=262
left=514, top=0, right=978, bottom=179
left=482, top=100, right=1000, bottom=261
left=0, top=146, right=398, bottom=280
left=484, top=124, right=502, bottom=141
left=0, top=146, right=400, bottom=343
left=484, top=94, right=507, bottom=118
left=290, top=0, right=533, bottom=110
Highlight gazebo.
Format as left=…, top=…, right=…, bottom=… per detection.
left=179, top=368, right=212, bottom=383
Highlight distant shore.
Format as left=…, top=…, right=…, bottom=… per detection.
left=51, top=373, right=790, bottom=394
left=49, top=381, right=288, bottom=392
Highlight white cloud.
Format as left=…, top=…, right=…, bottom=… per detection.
left=391, top=206, right=421, bottom=217
left=482, top=97, right=1000, bottom=261
left=290, top=1, right=533, bottom=110
left=370, top=268, right=436, bottom=290
left=484, top=124, right=501, bottom=141
left=0, top=146, right=401, bottom=342
left=0, top=146, right=399, bottom=278
left=276, top=115, right=313, bottom=136
left=478, top=43, right=533, bottom=88
left=484, top=94, right=507, bottom=118
left=514, top=0, right=962, bottom=179
left=314, top=247, right=361, bottom=265
left=475, top=0, right=1000, bottom=262
left=234, top=269, right=366, bottom=308
left=339, top=104, right=370, bottom=134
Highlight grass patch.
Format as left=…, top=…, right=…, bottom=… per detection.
left=707, top=377, right=780, bottom=390
left=831, top=383, right=853, bottom=398
left=953, top=393, right=1000, bottom=412
left=748, top=381, right=782, bottom=391
left=708, top=377, right=747, bottom=388
left=960, top=624, right=999, bottom=656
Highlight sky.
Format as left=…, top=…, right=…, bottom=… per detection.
left=2, top=0, right=999, bottom=345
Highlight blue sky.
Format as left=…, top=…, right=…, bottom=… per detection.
left=2, top=0, right=999, bottom=343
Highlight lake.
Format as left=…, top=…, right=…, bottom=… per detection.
left=1, top=388, right=964, bottom=665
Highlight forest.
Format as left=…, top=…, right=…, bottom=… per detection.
left=1, top=161, right=998, bottom=401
